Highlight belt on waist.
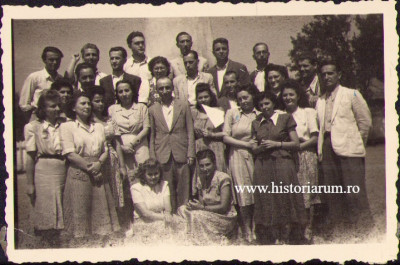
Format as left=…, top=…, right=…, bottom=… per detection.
left=37, top=154, right=65, bottom=160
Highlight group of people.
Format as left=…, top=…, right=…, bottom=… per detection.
left=20, top=30, right=374, bottom=247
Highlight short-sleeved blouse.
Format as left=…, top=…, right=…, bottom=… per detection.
left=251, top=112, right=297, bottom=158
left=24, top=120, right=62, bottom=155
left=196, top=171, right=233, bottom=207
left=223, top=108, right=259, bottom=141
left=130, top=181, right=170, bottom=214
left=60, top=120, right=107, bottom=157
left=289, top=107, right=319, bottom=142
left=108, top=103, right=150, bottom=136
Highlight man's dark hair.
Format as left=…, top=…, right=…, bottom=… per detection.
left=109, top=46, right=128, bottom=59
left=41, top=46, right=63, bottom=61
left=296, top=52, right=317, bottom=65
left=127, top=31, right=145, bottom=46
left=184, top=50, right=199, bottom=60
left=212, top=38, right=229, bottom=50
left=75, top=62, right=95, bottom=79
left=252, top=42, right=269, bottom=54
left=176, top=32, right=192, bottom=43
left=80, top=43, right=100, bottom=57
left=318, top=58, right=342, bottom=73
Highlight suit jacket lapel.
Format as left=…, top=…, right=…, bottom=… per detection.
left=181, top=78, right=188, bottom=100
left=105, top=76, right=114, bottom=90
left=170, top=100, right=183, bottom=131
left=331, top=85, right=343, bottom=122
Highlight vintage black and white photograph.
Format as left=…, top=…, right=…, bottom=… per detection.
left=2, top=2, right=398, bottom=263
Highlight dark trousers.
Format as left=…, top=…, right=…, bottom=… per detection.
left=320, top=135, right=373, bottom=235
left=162, top=155, right=190, bottom=213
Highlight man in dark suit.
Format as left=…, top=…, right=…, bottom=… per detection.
left=149, top=77, right=195, bottom=213
left=207, top=38, right=250, bottom=97
left=99, top=47, right=141, bottom=109
left=249, top=42, right=271, bottom=92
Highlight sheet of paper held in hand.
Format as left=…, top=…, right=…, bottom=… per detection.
left=1, top=1, right=398, bottom=263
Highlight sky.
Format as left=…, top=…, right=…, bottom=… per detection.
left=12, top=16, right=319, bottom=94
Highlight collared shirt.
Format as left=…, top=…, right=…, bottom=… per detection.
left=307, top=75, right=320, bottom=96
left=288, top=107, right=319, bottom=142
left=124, top=56, right=152, bottom=81
left=19, top=68, right=63, bottom=111
left=60, top=119, right=107, bottom=157
left=77, top=71, right=107, bottom=91
left=24, top=119, right=63, bottom=155
left=254, top=70, right=265, bottom=92
left=324, top=85, right=340, bottom=132
left=216, top=61, right=229, bottom=91
left=223, top=107, right=259, bottom=142
left=186, top=74, right=201, bottom=105
left=161, top=99, right=175, bottom=131
left=108, top=102, right=150, bottom=135
left=112, top=73, right=125, bottom=90
left=259, top=110, right=280, bottom=126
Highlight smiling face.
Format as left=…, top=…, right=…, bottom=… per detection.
left=267, top=70, right=285, bottom=91
left=236, top=90, right=254, bottom=112
left=91, top=94, right=105, bottom=115
left=198, top=157, right=216, bottom=179
left=82, top=48, right=99, bottom=67
left=78, top=67, right=96, bottom=90
left=43, top=51, right=62, bottom=73
left=58, top=86, right=73, bottom=105
left=156, top=78, right=174, bottom=101
left=110, top=51, right=126, bottom=71
left=152, top=62, right=169, bottom=80
left=144, top=167, right=161, bottom=188
left=116, top=83, right=134, bottom=107
left=197, top=90, right=211, bottom=106
left=177, top=34, right=192, bottom=56
left=129, top=36, right=146, bottom=56
left=282, top=87, right=299, bottom=110
left=73, top=96, right=91, bottom=121
left=223, top=73, right=238, bottom=97
left=298, top=59, right=317, bottom=81
left=213, top=42, right=229, bottom=62
left=258, top=97, right=275, bottom=118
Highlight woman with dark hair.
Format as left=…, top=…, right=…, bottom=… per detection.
left=60, top=91, right=120, bottom=244
left=251, top=90, right=306, bottom=245
left=24, top=89, right=66, bottom=247
left=139, top=56, right=171, bottom=106
left=191, top=83, right=227, bottom=192
left=108, top=80, right=150, bottom=231
left=179, top=149, right=237, bottom=245
left=222, top=83, right=260, bottom=243
left=265, top=64, right=289, bottom=109
left=50, top=79, right=73, bottom=119
left=280, top=79, right=320, bottom=240
left=88, top=86, right=127, bottom=217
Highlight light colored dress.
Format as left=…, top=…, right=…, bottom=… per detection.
left=24, top=120, right=66, bottom=231
left=129, top=181, right=185, bottom=244
left=290, top=107, right=321, bottom=208
left=191, top=108, right=227, bottom=194
left=108, top=102, right=150, bottom=178
left=223, top=107, right=259, bottom=206
left=178, top=171, right=237, bottom=245
left=60, top=120, right=120, bottom=237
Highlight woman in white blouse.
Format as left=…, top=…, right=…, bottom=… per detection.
left=280, top=79, right=320, bottom=241
left=60, top=91, right=120, bottom=244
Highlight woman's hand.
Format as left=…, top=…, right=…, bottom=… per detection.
left=202, top=129, right=214, bottom=138
left=87, top=161, right=101, bottom=175
left=194, top=128, right=204, bottom=138
left=248, top=139, right=258, bottom=149
left=130, top=137, right=141, bottom=148
left=121, top=144, right=135, bottom=154
left=261, top=139, right=280, bottom=149
left=93, top=172, right=103, bottom=183
left=186, top=199, right=205, bottom=211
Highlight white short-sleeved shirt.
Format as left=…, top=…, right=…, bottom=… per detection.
left=130, top=180, right=170, bottom=218
left=290, top=107, right=319, bottom=142
left=60, top=120, right=107, bottom=157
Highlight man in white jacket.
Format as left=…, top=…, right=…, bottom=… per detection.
left=315, top=59, right=373, bottom=239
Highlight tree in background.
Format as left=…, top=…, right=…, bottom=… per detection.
left=289, top=15, right=355, bottom=88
